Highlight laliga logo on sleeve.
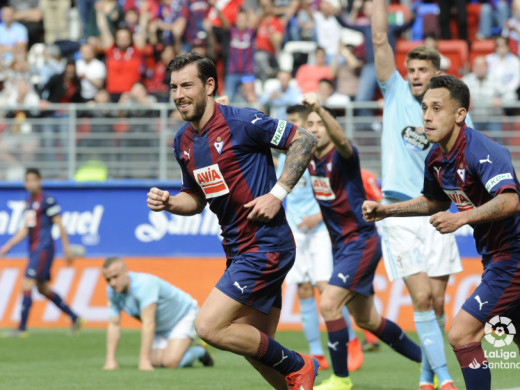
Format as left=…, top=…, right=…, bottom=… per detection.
left=484, top=315, right=516, bottom=348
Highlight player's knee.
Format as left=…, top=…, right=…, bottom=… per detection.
left=411, top=290, right=433, bottom=311
left=194, top=317, right=219, bottom=346
left=319, top=297, right=341, bottom=320
left=432, top=295, right=445, bottom=316
left=297, top=282, right=314, bottom=299
left=162, top=356, right=181, bottom=368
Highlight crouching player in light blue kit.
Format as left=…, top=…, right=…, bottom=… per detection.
left=102, top=257, right=213, bottom=370
left=363, top=75, right=520, bottom=390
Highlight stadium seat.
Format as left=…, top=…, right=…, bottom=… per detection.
left=466, top=3, right=481, bottom=42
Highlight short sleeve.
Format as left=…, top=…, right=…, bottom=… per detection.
left=45, top=195, right=61, bottom=217
left=134, top=277, right=160, bottom=310
left=474, top=144, right=518, bottom=197
left=241, top=110, right=297, bottom=151
left=106, top=288, right=121, bottom=318
left=378, top=70, right=402, bottom=99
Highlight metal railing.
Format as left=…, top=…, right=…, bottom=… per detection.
left=1, top=102, right=520, bottom=181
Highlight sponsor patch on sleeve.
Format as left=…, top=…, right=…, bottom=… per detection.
left=485, top=173, right=513, bottom=193
left=46, top=204, right=61, bottom=217
left=310, top=175, right=336, bottom=201
left=193, top=164, right=230, bottom=199
left=270, top=120, right=287, bottom=147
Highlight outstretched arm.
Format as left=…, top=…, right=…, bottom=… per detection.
left=362, top=195, right=451, bottom=222
left=303, top=92, right=353, bottom=159
left=0, top=226, right=28, bottom=257
left=138, top=303, right=156, bottom=371
left=103, top=316, right=121, bottom=370
left=372, top=0, right=396, bottom=82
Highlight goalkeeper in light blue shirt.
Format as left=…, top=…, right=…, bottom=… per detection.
left=102, top=257, right=214, bottom=370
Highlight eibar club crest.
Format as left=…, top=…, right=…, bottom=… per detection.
left=214, top=136, right=224, bottom=155
left=457, top=163, right=465, bottom=183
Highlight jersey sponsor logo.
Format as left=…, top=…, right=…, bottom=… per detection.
left=214, top=136, right=224, bottom=155
left=25, top=210, right=37, bottom=228
left=193, top=164, right=230, bottom=199
left=183, top=149, right=191, bottom=160
left=433, top=166, right=442, bottom=178
left=310, top=176, right=336, bottom=200
left=444, top=189, right=476, bottom=211
left=485, top=173, right=513, bottom=192
left=270, top=120, right=287, bottom=147
left=401, top=126, right=430, bottom=151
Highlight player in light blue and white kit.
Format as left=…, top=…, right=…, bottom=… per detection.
left=372, top=1, right=470, bottom=389
left=277, top=105, right=364, bottom=373
left=102, top=257, right=213, bottom=370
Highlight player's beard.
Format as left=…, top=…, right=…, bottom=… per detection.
left=177, top=97, right=206, bottom=123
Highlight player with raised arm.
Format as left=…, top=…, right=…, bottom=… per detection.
left=0, top=168, right=83, bottom=337
left=147, top=52, right=319, bottom=389
left=302, top=93, right=421, bottom=390
left=372, top=1, right=466, bottom=388
left=102, top=257, right=213, bottom=371
left=363, top=74, right=520, bottom=390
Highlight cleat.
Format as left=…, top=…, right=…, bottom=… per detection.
left=314, top=374, right=353, bottom=390
left=198, top=341, right=214, bottom=367
left=418, top=384, right=435, bottom=390
left=312, top=354, right=329, bottom=370
left=440, top=380, right=458, bottom=390
left=285, top=354, right=319, bottom=390
left=3, top=329, right=29, bottom=338
left=362, top=341, right=380, bottom=352
left=70, top=317, right=85, bottom=336
left=347, top=337, right=364, bottom=371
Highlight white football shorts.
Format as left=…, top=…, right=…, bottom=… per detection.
left=378, top=214, right=463, bottom=282
left=285, top=228, right=333, bottom=285
left=152, top=306, right=198, bottom=350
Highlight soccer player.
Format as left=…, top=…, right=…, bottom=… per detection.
left=101, top=257, right=213, bottom=370
left=362, top=74, right=520, bottom=390
left=302, top=93, right=422, bottom=390
left=0, top=168, right=83, bottom=336
left=147, top=52, right=319, bottom=389
left=372, top=1, right=465, bottom=388
left=277, top=105, right=364, bottom=372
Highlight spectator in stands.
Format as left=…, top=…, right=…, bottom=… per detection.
left=76, top=0, right=97, bottom=38
left=39, top=61, right=82, bottom=166
left=2, top=44, right=31, bottom=87
left=486, top=36, right=520, bottom=107
left=145, top=44, right=175, bottom=102
left=295, top=46, right=334, bottom=94
left=316, top=78, right=350, bottom=116
left=259, top=69, right=301, bottom=120
left=147, top=0, right=184, bottom=50
left=87, top=0, right=124, bottom=51
left=41, top=0, right=70, bottom=44
left=254, top=0, right=285, bottom=83
left=220, top=7, right=257, bottom=104
left=30, top=43, right=65, bottom=93
left=313, top=0, right=343, bottom=64
left=96, top=0, right=149, bottom=101
left=0, top=5, right=29, bottom=66
left=289, top=0, right=316, bottom=41
left=438, top=0, right=467, bottom=40
left=502, top=0, right=520, bottom=48
left=423, top=33, right=450, bottom=73
left=176, top=0, right=211, bottom=53
left=462, top=55, right=504, bottom=134
left=331, top=37, right=362, bottom=100
left=477, top=0, right=511, bottom=40
left=76, top=42, right=107, bottom=102
left=8, top=0, right=43, bottom=47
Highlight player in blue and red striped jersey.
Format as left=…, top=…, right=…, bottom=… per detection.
left=0, top=168, right=83, bottom=337
left=302, top=92, right=422, bottom=390
left=146, top=52, right=319, bottom=390
left=362, top=75, right=520, bottom=390
left=177, top=0, right=210, bottom=52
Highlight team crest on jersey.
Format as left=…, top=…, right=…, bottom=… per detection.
left=310, top=160, right=316, bottom=171
left=401, top=126, right=430, bottom=151
left=193, top=164, right=230, bottom=199
left=327, top=162, right=332, bottom=172
left=457, top=163, right=465, bottom=183
left=25, top=209, right=37, bottom=227
left=443, top=189, right=475, bottom=211
left=214, top=136, right=224, bottom=155
left=310, top=175, right=336, bottom=200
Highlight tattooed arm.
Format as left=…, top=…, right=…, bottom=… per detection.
left=430, top=191, right=520, bottom=234
left=244, top=126, right=317, bottom=222
left=362, top=195, right=450, bottom=223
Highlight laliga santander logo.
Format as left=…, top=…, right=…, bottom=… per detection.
left=484, top=315, right=516, bottom=348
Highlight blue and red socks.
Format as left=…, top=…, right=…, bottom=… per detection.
left=254, top=331, right=304, bottom=375
left=326, top=318, right=349, bottom=377
left=19, top=291, right=33, bottom=331
left=453, top=342, right=490, bottom=390
left=45, top=290, right=77, bottom=321
left=373, top=317, right=422, bottom=362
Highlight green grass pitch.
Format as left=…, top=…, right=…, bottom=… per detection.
left=1, top=329, right=519, bottom=389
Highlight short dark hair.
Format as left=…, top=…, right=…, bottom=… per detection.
left=26, top=168, right=41, bottom=178
left=318, top=78, right=334, bottom=88
left=428, top=75, right=470, bottom=111
left=167, top=52, right=218, bottom=96
left=103, top=256, right=124, bottom=269
left=406, top=46, right=441, bottom=71
left=287, top=104, right=310, bottom=122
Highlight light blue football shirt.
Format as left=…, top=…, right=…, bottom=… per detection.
left=107, top=272, right=197, bottom=334
left=276, top=154, right=326, bottom=232
left=379, top=70, right=473, bottom=200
